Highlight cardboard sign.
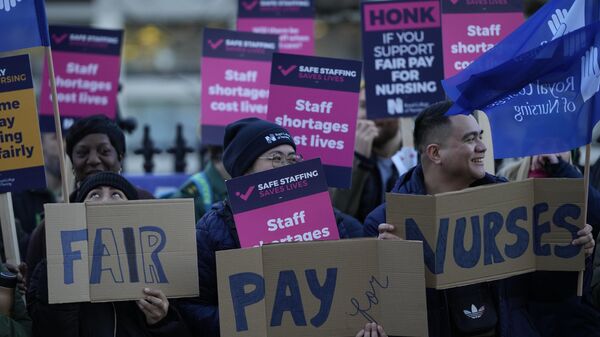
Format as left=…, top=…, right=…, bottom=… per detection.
left=45, top=199, right=199, bottom=303
left=387, top=179, right=585, bottom=289
left=217, top=239, right=429, bottom=337
left=39, top=25, right=123, bottom=131
left=237, top=0, right=315, bottom=55
left=227, top=158, right=339, bottom=248
left=0, top=54, right=46, bottom=193
left=361, top=0, right=445, bottom=118
left=201, top=28, right=278, bottom=144
left=441, top=0, right=524, bottom=77
left=267, top=53, right=361, bottom=188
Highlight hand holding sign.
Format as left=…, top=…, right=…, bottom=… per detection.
left=356, top=322, right=388, bottom=337
left=136, top=287, right=169, bottom=325
left=355, top=119, right=379, bottom=158
left=573, top=224, right=595, bottom=257
left=581, top=46, right=600, bottom=103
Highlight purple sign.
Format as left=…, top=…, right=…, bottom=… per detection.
left=201, top=28, right=278, bottom=145
left=267, top=53, right=361, bottom=188
left=237, top=0, right=315, bottom=55
left=0, top=55, right=46, bottom=193
left=39, top=25, right=123, bottom=131
left=361, top=0, right=445, bottom=118
left=227, top=158, right=339, bottom=248
left=441, top=0, right=524, bottom=78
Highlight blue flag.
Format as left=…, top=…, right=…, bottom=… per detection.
left=0, top=0, right=50, bottom=52
left=442, top=0, right=600, bottom=158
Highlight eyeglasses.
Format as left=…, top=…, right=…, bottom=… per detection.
left=257, top=152, right=304, bottom=168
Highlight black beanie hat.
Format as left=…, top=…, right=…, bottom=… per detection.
left=223, top=118, right=296, bottom=178
left=76, top=172, right=138, bottom=202
left=66, top=115, right=126, bottom=161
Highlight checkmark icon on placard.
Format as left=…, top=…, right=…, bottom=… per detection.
left=52, top=33, right=68, bottom=44
left=242, top=0, right=259, bottom=11
left=278, top=65, right=297, bottom=76
left=208, top=39, right=224, bottom=49
left=236, top=185, right=256, bottom=201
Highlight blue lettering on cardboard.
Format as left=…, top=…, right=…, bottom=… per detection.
left=229, top=272, right=265, bottom=332
left=533, top=203, right=551, bottom=256
left=270, top=270, right=307, bottom=327
left=60, top=229, right=88, bottom=284
left=139, top=226, right=168, bottom=283
left=553, top=204, right=581, bottom=258
left=483, top=212, right=505, bottom=265
left=453, top=216, right=481, bottom=268
left=406, top=217, right=448, bottom=274
left=305, top=268, right=337, bottom=327
left=505, top=206, right=529, bottom=259
left=90, top=228, right=125, bottom=284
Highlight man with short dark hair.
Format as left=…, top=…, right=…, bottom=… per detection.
left=364, top=101, right=597, bottom=337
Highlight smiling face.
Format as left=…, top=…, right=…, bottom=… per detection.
left=438, top=114, right=487, bottom=184
left=71, top=133, right=122, bottom=183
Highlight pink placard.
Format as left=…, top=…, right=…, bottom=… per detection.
left=442, top=12, right=524, bottom=77
left=234, top=191, right=338, bottom=247
left=268, top=84, right=357, bottom=168
left=40, top=51, right=120, bottom=119
left=201, top=57, right=272, bottom=125
left=237, top=18, right=314, bottom=55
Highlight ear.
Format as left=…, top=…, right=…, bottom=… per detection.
left=425, top=143, right=442, bottom=164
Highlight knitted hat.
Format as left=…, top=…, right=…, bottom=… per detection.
left=223, top=118, right=296, bottom=178
left=66, top=115, right=126, bottom=161
left=75, top=172, right=138, bottom=202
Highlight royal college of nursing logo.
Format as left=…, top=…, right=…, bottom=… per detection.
left=0, top=0, right=23, bottom=12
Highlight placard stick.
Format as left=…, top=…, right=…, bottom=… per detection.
left=0, top=193, right=20, bottom=265
left=475, top=110, right=495, bottom=174
left=45, top=47, right=70, bottom=203
left=400, top=117, right=414, bottom=148
left=578, top=143, right=591, bottom=297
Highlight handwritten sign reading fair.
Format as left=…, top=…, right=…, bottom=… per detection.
left=227, top=158, right=338, bottom=248
left=0, top=55, right=46, bottom=193
left=361, top=0, right=445, bottom=118
left=441, top=0, right=523, bottom=78
left=217, top=239, right=428, bottom=337
left=387, top=179, right=585, bottom=289
left=201, top=28, right=278, bottom=144
left=40, top=25, right=123, bottom=131
left=44, top=199, right=199, bottom=303
left=267, top=53, right=361, bottom=188
left=237, top=0, right=315, bottom=55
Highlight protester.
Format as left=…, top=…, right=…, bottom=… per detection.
left=26, top=115, right=154, bottom=276
left=176, top=117, right=363, bottom=337
left=0, top=263, right=31, bottom=337
left=167, top=145, right=229, bottom=222
left=364, top=101, right=599, bottom=337
left=26, top=172, right=192, bottom=337
left=332, top=86, right=404, bottom=222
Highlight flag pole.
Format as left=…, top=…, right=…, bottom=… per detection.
left=0, top=193, right=20, bottom=265
left=577, top=143, right=591, bottom=297
left=45, top=47, right=70, bottom=203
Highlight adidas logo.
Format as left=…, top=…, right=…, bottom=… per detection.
left=463, top=304, right=485, bottom=319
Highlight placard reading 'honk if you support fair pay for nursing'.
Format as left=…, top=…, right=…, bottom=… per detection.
left=237, top=0, right=315, bottom=55
left=201, top=28, right=278, bottom=144
left=267, top=53, right=361, bottom=188
left=0, top=54, right=46, bottom=193
left=361, top=0, right=445, bottom=119
left=39, top=25, right=123, bottom=131
left=226, top=158, right=339, bottom=248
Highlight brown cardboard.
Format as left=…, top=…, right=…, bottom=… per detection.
left=217, top=239, right=428, bottom=337
left=45, top=199, right=199, bottom=303
left=387, top=179, right=585, bottom=289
